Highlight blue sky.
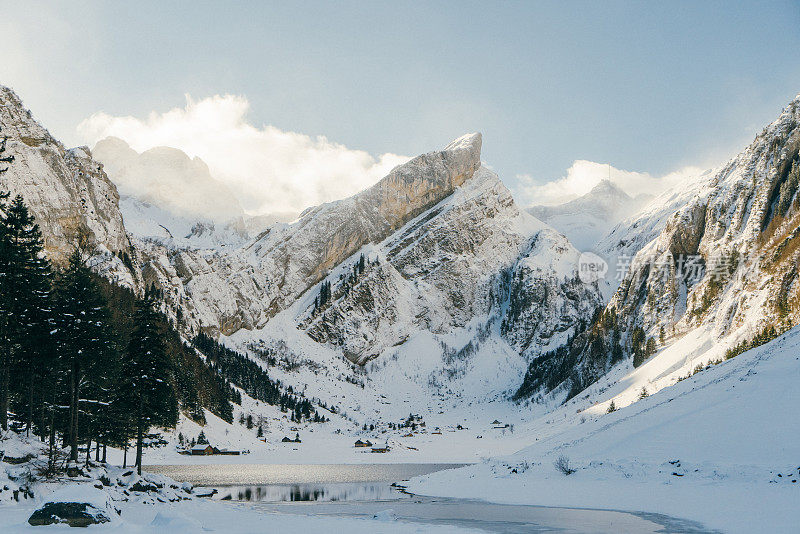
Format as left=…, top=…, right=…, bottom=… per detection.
left=3, top=1, right=800, bottom=211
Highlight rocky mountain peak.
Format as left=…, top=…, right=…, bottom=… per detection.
left=588, top=179, right=630, bottom=200
left=444, top=131, right=482, bottom=153
left=247, top=132, right=485, bottom=315
left=0, top=86, right=135, bottom=287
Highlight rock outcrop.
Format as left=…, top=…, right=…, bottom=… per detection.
left=288, top=166, right=603, bottom=364
left=0, top=86, right=136, bottom=287
left=247, top=133, right=484, bottom=315
left=28, top=501, right=112, bottom=527
left=516, top=94, right=800, bottom=402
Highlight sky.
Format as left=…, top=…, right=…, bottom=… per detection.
left=3, top=1, right=800, bottom=215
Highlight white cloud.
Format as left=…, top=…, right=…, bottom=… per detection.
left=77, top=94, right=410, bottom=216
left=515, top=160, right=705, bottom=207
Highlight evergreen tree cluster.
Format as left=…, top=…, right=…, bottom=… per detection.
left=314, top=280, right=332, bottom=311
left=339, top=253, right=367, bottom=298
left=724, top=325, right=780, bottom=361
left=192, top=333, right=327, bottom=424
left=631, top=326, right=656, bottom=367
left=515, top=303, right=661, bottom=402
left=514, top=306, right=626, bottom=401
left=0, top=179, right=236, bottom=474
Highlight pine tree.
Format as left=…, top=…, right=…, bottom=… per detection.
left=54, top=250, right=115, bottom=465
left=0, top=130, right=13, bottom=430
left=0, top=188, right=13, bottom=431
left=645, top=337, right=656, bottom=357
left=120, top=289, right=178, bottom=474
left=3, top=196, right=54, bottom=436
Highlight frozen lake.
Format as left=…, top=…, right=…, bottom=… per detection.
left=148, top=463, right=716, bottom=533
left=145, top=462, right=464, bottom=486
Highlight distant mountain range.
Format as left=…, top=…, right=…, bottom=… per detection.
left=527, top=179, right=652, bottom=251
left=2, top=82, right=800, bottom=428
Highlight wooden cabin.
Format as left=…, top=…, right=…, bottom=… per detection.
left=191, top=445, right=215, bottom=456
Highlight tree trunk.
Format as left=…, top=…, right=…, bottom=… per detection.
left=48, top=406, right=56, bottom=477
left=123, top=446, right=127, bottom=468
left=0, top=362, right=8, bottom=431
left=69, top=360, right=79, bottom=462
left=85, top=435, right=91, bottom=467
left=135, top=420, right=143, bottom=476
left=26, top=368, right=33, bottom=436
left=95, top=440, right=100, bottom=462
left=102, top=443, right=107, bottom=463
left=66, top=368, right=74, bottom=447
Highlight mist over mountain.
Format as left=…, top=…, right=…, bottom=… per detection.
left=528, top=179, right=653, bottom=250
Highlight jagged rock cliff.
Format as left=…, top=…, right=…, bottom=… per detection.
left=296, top=166, right=601, bottom=364
left=0, top=86, right=137, bottom=287
left=613, top=96, right=800, bottom=340
left=247, top=133, right=484, bottom=315
left=516, top=95, right=800, bottom=402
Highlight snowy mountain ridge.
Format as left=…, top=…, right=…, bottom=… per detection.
left=515, top=93, right=800, bottom=407
left=4, top=81, right=800, bottom=460
left=0, top=84, right=602, bottom=419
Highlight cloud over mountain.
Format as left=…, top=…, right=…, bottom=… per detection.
left=516, top=160, right=704, bottom=207
left=78, top=94, right=409, bottom=215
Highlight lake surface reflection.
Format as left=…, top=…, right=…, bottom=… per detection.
left=146, top=463, right=716, bottom=532
left=214, top=481, right=406, bottom=502
left=146, top=463, right=466, bottom=486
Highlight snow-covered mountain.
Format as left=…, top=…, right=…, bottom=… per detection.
left=270, top=164, right=599, bottom=360
left=92, top=137, right=295, bottom=250
left=93, top=137, right=245, bottom=224
left=516, top=94, right=800, bottom=405
left=0, top=85, right=603, bottom=417
left=528, top=179, right=651, bottom=251
left=6, top=79, right=800, bottom=453
left=0, top=87, right=137, bottom=288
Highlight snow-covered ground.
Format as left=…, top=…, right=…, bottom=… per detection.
left=0, top=493, right=484, bottom=534
left=0, top=431, right=481, bottom=533
left=7, top=323, right=793, bottom=533
left=406, top=325, right=800, bottom=534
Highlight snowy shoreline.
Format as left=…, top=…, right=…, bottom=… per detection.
left=405, top=327, right=800, bottom=534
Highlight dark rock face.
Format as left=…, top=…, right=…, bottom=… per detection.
left=129, top=481, right=159, bottom=493
left=28, top=502, right=111, bottom=527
